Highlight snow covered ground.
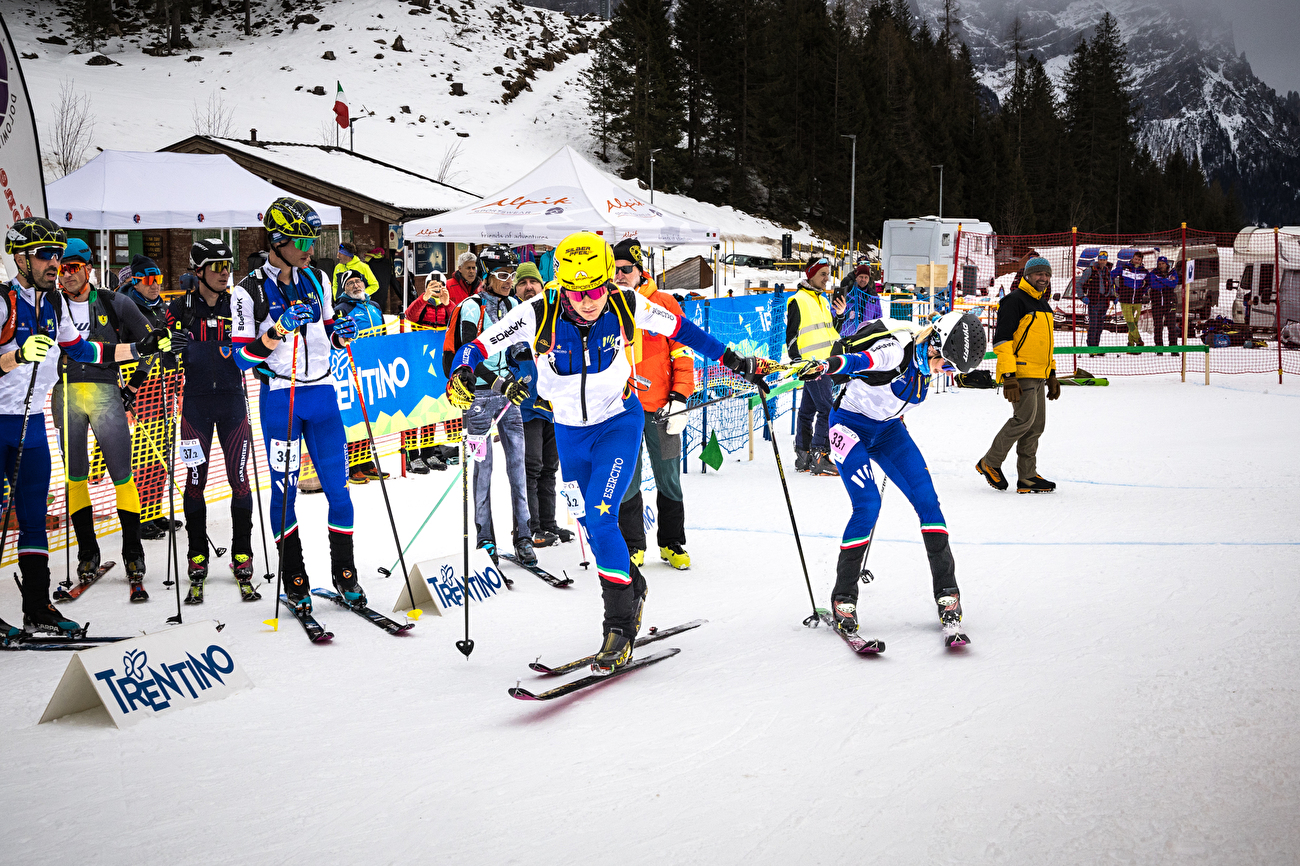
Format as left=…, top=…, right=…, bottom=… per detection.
left=2, top=373, right=1298, bottom=864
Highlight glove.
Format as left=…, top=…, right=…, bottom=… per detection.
left=120, top=385, right=138, bottom=413
left=274, top=302, right=314, bottom=337
left=1046, top=370, right=1060, bottom=401
left=720, top=348, right=774, bottom=385
left=792, top=359, right=828, bottom=382
left=14, top=334, right=54, bottom=364
left=136, top=328, right=173, bottom=355
left=447, top=367, right=476, bottom=410
left=1002, top=374, right=1021, bottom=404
left=491, top=372, right=529, bottom=407
left=167, top=327, right=189, bottom=354
left=658, top=393, right=689, bottom=437
left=332, top=316, right=358, bottom=344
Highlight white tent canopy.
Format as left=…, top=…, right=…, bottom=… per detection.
left=402, top=146, right=717, bottom=246
left=46, top=150, right=341, bottom=229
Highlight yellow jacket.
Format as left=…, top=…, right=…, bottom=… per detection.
left=332, top=256, right=379, bottom=298
left=992, top=278, right=1056, bottom=379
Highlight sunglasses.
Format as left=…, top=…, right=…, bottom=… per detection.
left=615, top=264, right=638, bottom=275
left=31, top=247, right=63, bottom=261
left=59, top=261, right=88, bottom=275
left=293, top=238, right=316, bottom=252
left=137, top=274, right=163, bottom=286
left=565, top=286, right=609, bottom=302
left=207, top=261, right=232, bottom=273
left=490, top=270, right=514, bottom=280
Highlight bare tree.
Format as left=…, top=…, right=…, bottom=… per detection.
left=191, top=92, right=235, bottom=138
left=436, top=141, right=464, bottom=185
left=319, top=120, right=340, bottom=147
left=48, top=80, right=96, bottom=178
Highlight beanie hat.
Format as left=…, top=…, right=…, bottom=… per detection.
left=1157, top=255, right=1169, bottom=265
left=612, top=238, right=644, bottom=267
left=515, top=261, right=543, bottom=284
left=855, top=263, right=872, bottom=277
left=804, top=257, right=830, bottom=280
left=457, top=251, right=477, bottom=268
left=131, top=254, right=161, bottom=277
left=1023, top=256, right=1052, bottom=277
left=338, top=269, right=365, bottom=292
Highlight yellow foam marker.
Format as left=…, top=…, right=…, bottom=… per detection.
left=263, top=618, right=279, bottom=631
left=407, top=609, right=423, bottom=621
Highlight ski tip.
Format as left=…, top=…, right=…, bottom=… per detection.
left=859, top=640, right=886, bottom=654
left=263, top=618, right=279, bottom=632
left=527, top=662, right=555, bottom=674
left=508, top=687, right=540, bottom=701
left=944, top=633, right=970, bottom=649
left=312, top=632, right=335, bottom=643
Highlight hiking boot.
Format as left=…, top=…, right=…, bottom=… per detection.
left=976, top=459, right=1008, bottom=491
left=348, top=468, right=370, bottom=485
left=361, top=465, right=390, bottom=481
left=1017, top=475, right=1056, bottom=494
left=809, top=451, right=839, bottom=476
left=659, top=544, right=691, bottom=570
left=533, top=529, right=559, bottom=548
left=407, top=453, right=430, bottom=475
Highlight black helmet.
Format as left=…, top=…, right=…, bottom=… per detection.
left=190, top=237, right=234, bottom=270
left=478, top=246, right=517, bottom=276
left=263, top=197, right=321, bottom=246
left=932, top=311, right=987, bottom=374
left=6, top=217, right=66, bottom=255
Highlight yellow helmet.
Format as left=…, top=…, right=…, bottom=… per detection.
left=553, top=231, right=614, bottom=293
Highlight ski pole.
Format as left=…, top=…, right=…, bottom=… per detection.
left=59, top=359, right=71, bottom=588
left=0, top=291, right=46, bottom=567
left=243, top=375, right=275, bottom=584
left=381, top=464, right=462, bottom=576
left=266, top=333, right=299, bottom=633
left=653, top=391, right=738, bottom=425
left=575, top=519, right=590, bottom=569
left=455, top=433, right=474, bottom=658
left=162, top=363, right=183, bottom=625
left=754, top=381, right=821, bottom=626
left=344, top=344, right=421, bottom=619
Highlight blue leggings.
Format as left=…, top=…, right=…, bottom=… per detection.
left=829, top=408, right=957, bottom=602
left=556, top=402, right=646, bottom=635
left=0, top=412, right=52, bottom=558
left=259, top=382, right=353, bottom=574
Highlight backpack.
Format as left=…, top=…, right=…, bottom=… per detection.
left=837, top=319, right=916, bottom=386
left=955, top=369, right=996, bottom=389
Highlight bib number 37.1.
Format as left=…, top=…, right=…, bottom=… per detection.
left=269, top=438, right=301, bottom=474
left=828, top=424, right=861, bottom=464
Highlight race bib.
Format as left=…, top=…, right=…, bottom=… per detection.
left=560, top=480, right=586, bottom=519
left=268, top=438, right=301, bottom=474
left=466, top=434, right=489, bottom=463
left=178, top=438, right=206, bottom=468
left=828, top=424, right=861, bottom=464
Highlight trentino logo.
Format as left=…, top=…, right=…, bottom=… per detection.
left=93, top=644, right=238, bottom=715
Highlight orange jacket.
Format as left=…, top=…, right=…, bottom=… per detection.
left=632, top=277, right=696, bottom=412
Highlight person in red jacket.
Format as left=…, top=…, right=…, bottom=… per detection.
left=402, top=272, right=451, bottom=472
left=612, top=239, right=697, bottom=570
left=446, top=251, right=481, bottom=306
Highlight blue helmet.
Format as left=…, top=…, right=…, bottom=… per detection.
left=63, top=237, right=93, bottom=264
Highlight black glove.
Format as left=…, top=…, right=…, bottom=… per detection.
left=492, top=372, right=530, bottom=407
left=136, top=327, right=171, bottom=355
left=167, top=326, right=190, bottom=354
left=720, top=349, right=773, bottom=385
left=120, top=385, right=138, bottom=413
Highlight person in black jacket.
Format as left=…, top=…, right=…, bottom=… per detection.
left=1078, top=251, right=1114, bottom=353
left=167, top=239, right=259, bottom=605
left=52, top=239, right=160, bottom=593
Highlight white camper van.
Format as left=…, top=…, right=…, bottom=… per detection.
left=881, top=217, right=995, bottom=292
left=1231, top=227, right=1300, bottom=332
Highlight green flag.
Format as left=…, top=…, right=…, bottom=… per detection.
left=700, top=430, right=724, bottom=471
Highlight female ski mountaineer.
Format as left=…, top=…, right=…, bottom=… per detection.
left=230, top=197, right=363, bottom=615
left=0, top=218, right=175, bottom=636
left=790, top=311, right=986, bottom=648
left=447, top=231, right=771, bottom=674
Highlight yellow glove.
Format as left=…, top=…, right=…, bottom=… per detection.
left=15, top=334, right=54, bottom=364
left=447, top=368, right=476, bottom=409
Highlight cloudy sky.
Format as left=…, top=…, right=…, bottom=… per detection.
left=1226, top=0, right=1300, bottom=95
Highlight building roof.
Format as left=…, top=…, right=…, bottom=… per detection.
left=162, top=135, right=480, bottom=224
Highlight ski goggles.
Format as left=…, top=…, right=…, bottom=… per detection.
left=59, top=261, right=89, bottom=275
left=490, top=269, right=515, bottom=281
left=564, top=284, right=609, bottom=302
left=29, top=247, right=63, bottom=261
left=294, top=238, right=316, bottom=252
left=206, top=261, right=232, bottom=273
left=135, top=273, right=163, bottom=286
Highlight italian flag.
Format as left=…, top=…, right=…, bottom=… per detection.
left=333, top=82, right=348, bottom=128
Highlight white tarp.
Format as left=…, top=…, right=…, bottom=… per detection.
left=402, top=145, right=718, bottom=247
left=0, top=14, right=49, bottom=278
left=46, top=151, right=342, bottom=230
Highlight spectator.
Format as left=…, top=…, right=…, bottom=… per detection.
left=447, top=250, right=482, bottom=305
left=837, top=263, right=883, bottom=336
left=1147, top=256, right=1181, bottom=354
left=976, top=256, right=1059, bottom=495
left=332, top=242, right=379, bottom=299
left=364, top=246, right=393, bottom=313
left=1112, top=250, right=1149, bottom=352
left=335, top=270, right=389, bottom=484
left=787, top=257, right=842, bottom=476
left=512, top=262, right=571, bottom=548
left=405, top=272, right=451, bottom=329
left=1078, top=250, right=1114, bottom=354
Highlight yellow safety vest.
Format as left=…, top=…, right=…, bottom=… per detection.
left=788, top=289, right=838, bottom=360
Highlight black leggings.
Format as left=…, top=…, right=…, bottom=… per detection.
left=180, top=392, right=253, bottom=558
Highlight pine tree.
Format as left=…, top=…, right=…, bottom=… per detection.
left=68, top=0, right=116, bottom=53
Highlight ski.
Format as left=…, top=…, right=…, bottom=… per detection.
left=500, top=553, right=573, bottom=589
left=310, top=588, right=414, bottom=635
left=1, top=641, right=100, bottom=652
left=52, top=561, right=117, bottom=602
left=129, top=579, right=148, bottom=603
left=278, top=594, right=334, bottom=643
left=529, top=619, right=706, bottom=675
left=943, top=627, right=970, bottom=648
left=814, top=608, right=885, bottom=654
left=0, top=619, right=131, bottom=647
left=509, top=647, right=681, bottom=701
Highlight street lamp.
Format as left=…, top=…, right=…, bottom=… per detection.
left=841, top=134, right=857, bottom=254
left=932, top=164, right=944, bottom=219
left=349, top=115, right=370, bottom=152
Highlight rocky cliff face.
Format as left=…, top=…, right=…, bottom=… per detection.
left=919, top=0, right=1300, bottom=224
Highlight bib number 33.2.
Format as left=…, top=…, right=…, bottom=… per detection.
left=269, top=438, right=301, bottom=474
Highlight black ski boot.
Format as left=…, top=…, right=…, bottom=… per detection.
left=328, top=530, right=365, bottom=606
left=231, top=554, right=262, bottom=601
left=592, top=628, right=633, bottom=675
left=794, top=449, right=812, bottom=472
left=183, top=554, right=207, bottom=605
left=284, top=572, right=312, bottom=612
left=23, top=603, right=85, bottom=638
left=809, top=450, right=839, bottom=476
left=18, top=555, right=83, bottom=637
left=936, top=588, right=969, bottom=647
left=514, top=536, right=538, bottom=567
left=831, top=596, right=859, bottom=634
left=478, top=539, right=500, bottom=566
left=125, top=556, right=148, bottom=602
left=76, top=548, right=101, bottom=584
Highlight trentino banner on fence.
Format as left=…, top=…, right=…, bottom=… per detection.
left=330, top=330, right=458, bottom=441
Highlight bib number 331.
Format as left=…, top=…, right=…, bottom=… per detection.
left=828, top=424, right=861, bottom=464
